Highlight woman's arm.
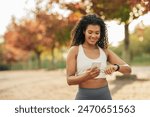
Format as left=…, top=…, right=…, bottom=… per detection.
left=66, top=46, right=100, bottom=85
left=105, top=49, right=131, bottom=74
left=66, top=46, right=87, bottom=85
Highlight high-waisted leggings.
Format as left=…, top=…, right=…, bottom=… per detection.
left=75, top=85, right=112, bottom=100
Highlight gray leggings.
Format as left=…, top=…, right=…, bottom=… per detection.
left=75, top=85, right=112, bottom=100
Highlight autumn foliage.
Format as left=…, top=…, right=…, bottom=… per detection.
left=3, top=11, right=69, bottom=65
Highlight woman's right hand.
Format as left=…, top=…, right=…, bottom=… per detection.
left=85, top=67, right=100, bottom=79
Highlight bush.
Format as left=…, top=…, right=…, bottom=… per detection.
left=0, top=64, right=10, bottom=71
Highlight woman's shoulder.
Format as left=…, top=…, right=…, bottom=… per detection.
left=69, top=45, right=79, bottom=52
left=67, top=45, right=79, bottom=56
left=102, top=48, right=116, bottom=57
left=100, top=48, right=109, bottom=57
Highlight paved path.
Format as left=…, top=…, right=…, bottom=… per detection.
left=0, top=66, right=150, bottom=100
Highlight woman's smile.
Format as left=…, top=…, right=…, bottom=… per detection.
left=84, top=24, right=100, bottom=45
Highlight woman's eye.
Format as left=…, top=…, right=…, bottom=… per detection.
left=87, top=31, right=100, bottom=35
left=88, top=32, right=92, bottom=34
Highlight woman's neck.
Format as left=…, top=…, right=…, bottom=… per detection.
left=82, top=43, right=98, bottom=49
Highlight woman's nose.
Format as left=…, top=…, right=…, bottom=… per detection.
left=91, top=34, right=96, bottom=38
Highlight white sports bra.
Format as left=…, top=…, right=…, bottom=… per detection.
left=76, top=44, right=107, bottom=78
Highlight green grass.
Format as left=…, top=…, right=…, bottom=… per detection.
left=131, top=54, right=150, bottom=66
left=1, top=53, right=150, bottom=71
left=7, top=59, right=66, bottom=70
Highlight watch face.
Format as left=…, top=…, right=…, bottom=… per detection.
left=114, top=64, right=120, bottom=71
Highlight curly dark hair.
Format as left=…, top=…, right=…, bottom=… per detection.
left=71, top=14, right=108, bottom=49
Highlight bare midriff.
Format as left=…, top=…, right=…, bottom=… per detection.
left=79, top=78, right=108, bottom=88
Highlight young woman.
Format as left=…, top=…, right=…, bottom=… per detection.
left=66, top=14, right=131, bottom=100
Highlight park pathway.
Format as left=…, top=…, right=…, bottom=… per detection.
left=0, top=66, right=150, bottom=100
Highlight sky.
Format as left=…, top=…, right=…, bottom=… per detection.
left=0, top=0, right=149, bottom=46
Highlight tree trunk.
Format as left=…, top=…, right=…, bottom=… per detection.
left=122, top=23, right=131, bottom=64
left=118, top=23, right=136, bottom=80
left=36, top=52, right=41, bottom=69
left=51, top=44, right=55, bottom=69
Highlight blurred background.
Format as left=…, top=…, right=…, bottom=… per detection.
left=0, top=0, right=150, bottom=100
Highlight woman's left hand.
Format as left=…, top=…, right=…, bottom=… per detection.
left=104, top=65, right=117, bottom=75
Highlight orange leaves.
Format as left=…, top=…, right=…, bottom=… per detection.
left=4, top=44, right=29, bottom=62
left=3, top=11, right=68, bottom=63
left=68, top=12, right=83, bottom=23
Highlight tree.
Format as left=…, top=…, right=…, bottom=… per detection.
left=3, top=0, right=71, bottom=68
left=3, top=16, right=52, bottom=68
left=63, top=0, right=150, bottom=63
left=33, top=0, right=73, bottom=64
left=114, top=25, right=150, bottom=61
left=3, top=17, right=30, bottom=63
left=138, top=26, right=150, bottom=54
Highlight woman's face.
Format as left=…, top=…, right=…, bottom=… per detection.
left=84, top=24, right=100, bottom=45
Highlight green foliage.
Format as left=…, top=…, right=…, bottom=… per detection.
left=131, top=54, right=150, bottom=66
left=130, top=26, right=150, bottom=58
left=0, top=64, right=10, bottom=71
left=112, top=26, right=150, bottom=64
left=0, top=44, right=3, bottom=63
left=109, top=45, right=122, bottom=57
left=45, top=60, right=66, bottom=70
left=117, top=5, right=130, bottom=22
left=141, top=27, right=150, bottom=53
left=130, top=33, right=143, bottom=57
left=6, top=59, right=66, bottom=70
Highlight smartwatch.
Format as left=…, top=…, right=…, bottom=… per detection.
left=114, top=64, right=120, bottom=71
